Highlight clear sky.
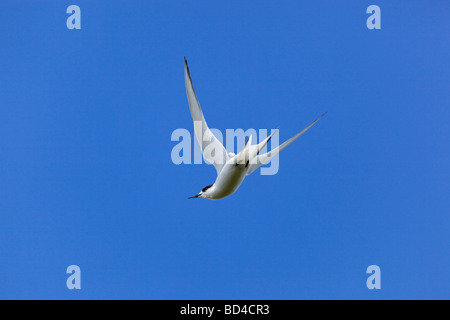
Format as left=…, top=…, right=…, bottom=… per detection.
left=0, top=1, right=448, bottom=299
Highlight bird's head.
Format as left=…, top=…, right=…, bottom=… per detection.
left=188, top=184, right=214, bottom=199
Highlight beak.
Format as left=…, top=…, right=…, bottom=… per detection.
left=188, top=194, right=200, bottom=199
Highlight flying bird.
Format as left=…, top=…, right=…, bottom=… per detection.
left=184, top=58, right=326, bottom=200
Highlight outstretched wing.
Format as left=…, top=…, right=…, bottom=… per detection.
left=184, top=58, right=229, bottom=175
left=246, top=112, right=327, bottom=176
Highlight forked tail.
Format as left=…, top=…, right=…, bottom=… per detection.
left=235, top=129, right=278, bottom=167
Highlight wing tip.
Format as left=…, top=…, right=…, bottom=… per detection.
left=313, top=111, right=327, bottom=123
left=184, top=57, right=193, bottom=84
left=184, top=57, right=191, bottom=78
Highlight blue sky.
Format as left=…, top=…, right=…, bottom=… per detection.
left=0, top=1, right=448, bottom=299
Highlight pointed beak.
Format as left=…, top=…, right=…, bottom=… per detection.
left=188, top=194, right=200, bottom=199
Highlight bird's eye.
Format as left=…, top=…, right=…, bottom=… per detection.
left=202, top=184, right=213, bottom=192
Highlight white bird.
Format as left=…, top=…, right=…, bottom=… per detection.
left=184, top=58, right=326, bottom=200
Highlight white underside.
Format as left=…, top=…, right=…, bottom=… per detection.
left=205, top=158, right=248, bottom=199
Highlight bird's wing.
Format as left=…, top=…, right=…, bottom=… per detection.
left=246, top=112, right=327, bottom=176
left=184, top=58, right=229, bottom=175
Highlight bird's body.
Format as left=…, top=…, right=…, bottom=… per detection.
left=202, top=160, right=248, bottom=199
left=184, top=58, right=326, bottom=200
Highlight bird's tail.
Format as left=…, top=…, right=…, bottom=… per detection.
left=235, top=135, right=252, bottom=166
left=235, top=129, right=278, bottom=167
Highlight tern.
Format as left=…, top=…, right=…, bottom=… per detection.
left=184, top=58, right=326, bottom=200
